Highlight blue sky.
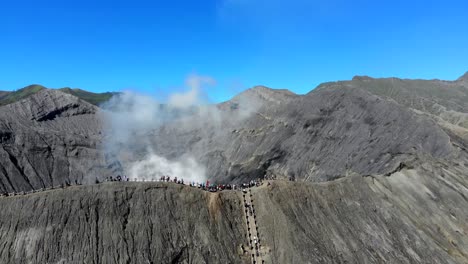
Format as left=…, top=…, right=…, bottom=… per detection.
left=1, top=0, right=467, bottom=102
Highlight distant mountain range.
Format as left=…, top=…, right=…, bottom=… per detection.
left=0, top=84, right=118, bottom=106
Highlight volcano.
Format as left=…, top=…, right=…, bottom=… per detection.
left=0, top=73, right=467, bottom=263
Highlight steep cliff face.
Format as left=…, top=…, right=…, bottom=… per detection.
left=0, top=183, right=248, bottom=264
left=0, top=74, right=468, bottom=264
left=0, top=161, right=466, bottom=264
left=253, top=163, right=468, bottom=264
left=146, top=84, right=455, bottom=183
left=0, top=89, right=119, bottom=193
left=457, top=72, right=468, bottom=86
left=145, top=74, right=468, bottom=184
left=325, top=74, right=468, bottom=129
left=2, top=75, right=468, bottom=191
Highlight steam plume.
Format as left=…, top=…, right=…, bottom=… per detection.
left=100, top=73, right=259, bottom=184
left=101, top=74, right=217, bottom=183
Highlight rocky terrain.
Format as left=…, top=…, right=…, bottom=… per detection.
left=144, top=73, right=467, bottom=183
left=254, top=165, right=468, bottom=264
left=0, top=183, right=248, bottom=264
left=0, top=163, right=466, bottom=263
left=2, top=74, right=468, bottom=189
left=0, top=73, right=467, bottom=263
left=0, top=84, right=117, bottom=107
left=0, top=89, right=120, bottom=193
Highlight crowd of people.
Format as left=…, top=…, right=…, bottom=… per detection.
left=159, top=176, right=264, bottom=193
left=0, top=175, right=267, bottom=197
left=105, top=175, right=129, bottom=182
left=102, top=174, right=265, bottom=193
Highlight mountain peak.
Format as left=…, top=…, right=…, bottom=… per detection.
left=457, top=72, right=468, bottom=82
left=23, top=84, right=47, bottom=90
left=0, top=84, right=46, bottom=106
left=230, top=85, right=297, bottom=105
left=352, top=75, right=374, bottom=81
left=2, top=88, right=97, bottom=122
left=58, top=87, right=117, bottom=106
left=247, top=85, right=296, bottom=97
left=0, top=84, right=117, bottom=107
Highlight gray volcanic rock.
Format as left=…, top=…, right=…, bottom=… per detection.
left=143, top=84, right=455, bottom=183
left=253, top=161, right=468, bottom=264
left=2, top=74, right=468, bottom=188
left=457, top=72, right=468, bottom=82
left=0, top=89, right=119, bottom=193
left=0, top=160, right=466, bottom=264
left=0, top=182, right=248, bottom=264
left=334, top=74, right=468, bottom=129
left=0, top=74, right=467, bottom=264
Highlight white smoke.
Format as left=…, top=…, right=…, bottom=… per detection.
left=168, top=74, right=216, bottom=107
left=101, top=74, right=219, bottom=183
left=100, top=73, right=260, bottom=184
left=128, top=152, right=206, bottom=183
left=102, top=91, right=162, bottom=150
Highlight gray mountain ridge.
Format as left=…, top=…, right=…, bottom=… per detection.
left=457, top=71, right=468, bottom=82
left=1, top=74, right=467, bottom=190
left=0, top=89, right=118, bottom=193
left=143, top=78, right=460, bottom=184
left=0, top=73, right=467, bottom=263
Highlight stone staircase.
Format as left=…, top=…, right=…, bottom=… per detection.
left=242, top=188, right=269, bottom=264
